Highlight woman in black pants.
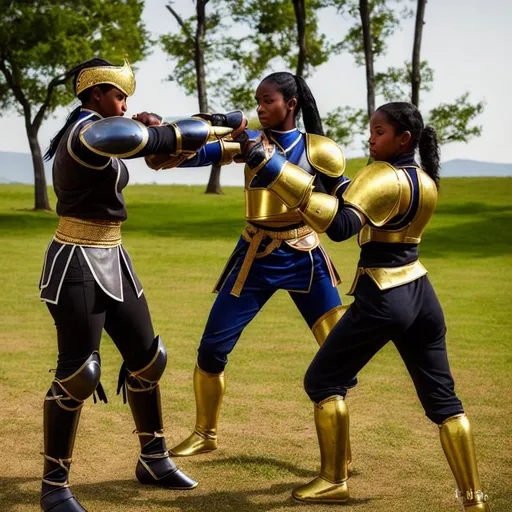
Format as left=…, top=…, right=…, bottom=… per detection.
left=239, top=101, right=489, bottom=511
left=39, top=57, right=244, bottom=511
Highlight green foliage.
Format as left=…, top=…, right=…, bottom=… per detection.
left=0, top=0, right=151, bottom=119
left=161, top=0, right=332, bottom=112
left=334, top=0, right=412, bottom=65
left=323, top=105, right=367, bottom=148
left=375, top=60, right=434, bottom=102
left=427, top=93, right=485, bottom=144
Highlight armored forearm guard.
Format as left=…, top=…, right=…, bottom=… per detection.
left=300, top=192, right=339, bottom=233
left=145, top=113, right=243, bottom=170
left=246, top=144, right=314, bottom=209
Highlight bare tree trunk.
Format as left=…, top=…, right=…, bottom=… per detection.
left=293, top=0, right=307, bottom=77
left=26, top=124, right=50, bottom=211
left=194, top=0, right=222, bottom=194
left=359, top=0, right=375, bottom=118
left=411, top=0, right=427, bottom=107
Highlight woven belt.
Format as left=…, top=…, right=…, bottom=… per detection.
left=230, top=223, right=313, bottom=297
left=55, top=216, right=122, bottom=247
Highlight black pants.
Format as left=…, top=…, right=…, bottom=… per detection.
left=46, top=252, right=155, bottom=378
left=304, top=274, right=464, bottom=424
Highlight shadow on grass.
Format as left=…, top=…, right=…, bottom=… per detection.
left=0, top=459, right=368, bottom=512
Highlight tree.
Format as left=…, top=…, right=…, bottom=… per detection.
left=162, top=0, right=227, bottom=194
left=411, top=0, right=427, bottom=107
left=0, top=0, right=150, bottom=210
left=161, top=0, right=332, bottom=192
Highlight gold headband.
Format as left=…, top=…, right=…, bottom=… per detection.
left=75, top=59, right=136, bottom=97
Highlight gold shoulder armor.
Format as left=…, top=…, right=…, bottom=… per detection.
left=305, top=134, right=345, bottom=178
left=342, top=161, right=402, bottom=227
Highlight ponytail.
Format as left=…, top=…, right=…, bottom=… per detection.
left=418, top=126, right=440, bottom=188
left=377, top=102, right=441, bottom=189
left=44, top=58, right=114, bottom=161
left=261, top=72, right=324, bottom=136
left=294, top=75, right=324, bottom=136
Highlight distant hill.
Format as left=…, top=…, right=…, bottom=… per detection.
left=0, top=150, right=52, bottom=185
left=0, top=150, right=510, bottom=186
left=440, top=159, right=512, bottom=177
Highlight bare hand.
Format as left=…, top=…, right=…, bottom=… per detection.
left=132, top=112, right=162, bottom=126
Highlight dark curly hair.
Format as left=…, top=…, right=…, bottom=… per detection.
left=261, top=72, right=324, bottom=136
left=376, top=102, right=441, bottom=188
left=44, top=58, right=115, bottom=161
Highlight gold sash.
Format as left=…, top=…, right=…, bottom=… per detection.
left=55, top=216, right=122, bottom=247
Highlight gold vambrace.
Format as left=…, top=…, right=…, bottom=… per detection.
left=268, top=161, right=314, bottom=209
left=300, top=192, right=339, bottom=233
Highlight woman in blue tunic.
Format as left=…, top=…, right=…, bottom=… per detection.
left=155, top=72, right=356, bottom=458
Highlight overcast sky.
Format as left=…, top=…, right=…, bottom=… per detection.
left=0, top=0, right=509, bottom=164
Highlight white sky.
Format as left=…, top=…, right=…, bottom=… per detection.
left=0, top=0, right=510, bottom=163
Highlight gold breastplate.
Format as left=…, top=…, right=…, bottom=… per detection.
left=359, top=167, right=438, bottom=246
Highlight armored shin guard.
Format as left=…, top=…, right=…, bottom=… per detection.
left=170, top=365, right=225, bottom=457
left=312, top=306, right=353, bottom=464
left=440, top=414, right=490, bottom=511
left=41, top=352, right=104, bottom=511
left=119, top=336, right=197, bottom=489
left=292, top=396, right=350, bottom=504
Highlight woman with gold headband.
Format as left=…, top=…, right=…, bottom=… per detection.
left=39, top=58, right=245, bottom=512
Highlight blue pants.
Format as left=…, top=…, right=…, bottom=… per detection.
left=197, top=243, right=342, bottom=374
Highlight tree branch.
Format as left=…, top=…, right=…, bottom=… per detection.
left=33, top=73, right=68, bottom=131
left=165, top=3, right=195, bottom=43
left=0, top=56, right=31, bottom=124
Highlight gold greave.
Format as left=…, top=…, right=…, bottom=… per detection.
left=440, top=414, right=490, bottom=511
left=292, top=396, right=350, bottom=503
left=170, top=365, right=225, bottom=457
left=312, top=306, right=352, bottom=465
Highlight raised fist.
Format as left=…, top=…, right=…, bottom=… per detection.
left=132, top=112, right=162, bottom=127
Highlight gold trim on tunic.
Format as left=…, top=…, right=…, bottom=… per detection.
left=347, top=260, right=427, bottom=295
left=55, top=216, right=122, bottom=247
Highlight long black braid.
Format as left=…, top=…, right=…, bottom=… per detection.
left=376, top=102, right=441, bottom=188
left=262, top=72, right=324, bottom=136
left=44, top=58, right=115, bottom=161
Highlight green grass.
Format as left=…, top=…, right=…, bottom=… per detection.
left=0, top=173, right=511, bottom=512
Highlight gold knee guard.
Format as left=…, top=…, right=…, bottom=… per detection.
left=440, top=414, right=490, bottom=511
left=170, top=365, right=225, bottom=457
left=292, top=396, right=350, bottom=504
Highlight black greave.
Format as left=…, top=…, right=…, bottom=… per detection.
left=118, top=336, right=198, bottom=490
left=41, top=352, right=103, bottom=511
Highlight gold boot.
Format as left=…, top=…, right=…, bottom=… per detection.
left=170, top=365, right=225, bottom=456
left=292, top=395, right=350, bottom=504
left=312, top=305, right=352, bottom=465
left=440, top=414, right=490, bottom=511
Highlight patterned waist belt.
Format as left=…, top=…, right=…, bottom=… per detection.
left=347, top=260, right=428, bottom=295
left=55, top=216, right=122, bottom=247
left=230, top=223, right=314, bottom=297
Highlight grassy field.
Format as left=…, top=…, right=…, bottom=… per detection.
left=0, top=169, right=511, bottom=511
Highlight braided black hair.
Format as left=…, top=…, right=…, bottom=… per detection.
left=262, top=72, right=324, bottom=136
left=376, top=102, right=440, bottom=188
left=44, top=58, right=114, bottom=161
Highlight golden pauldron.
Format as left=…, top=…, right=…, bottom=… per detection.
left=55, top=216, right=122, bottom=247
left=75, top=59, right=135, bottom=97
